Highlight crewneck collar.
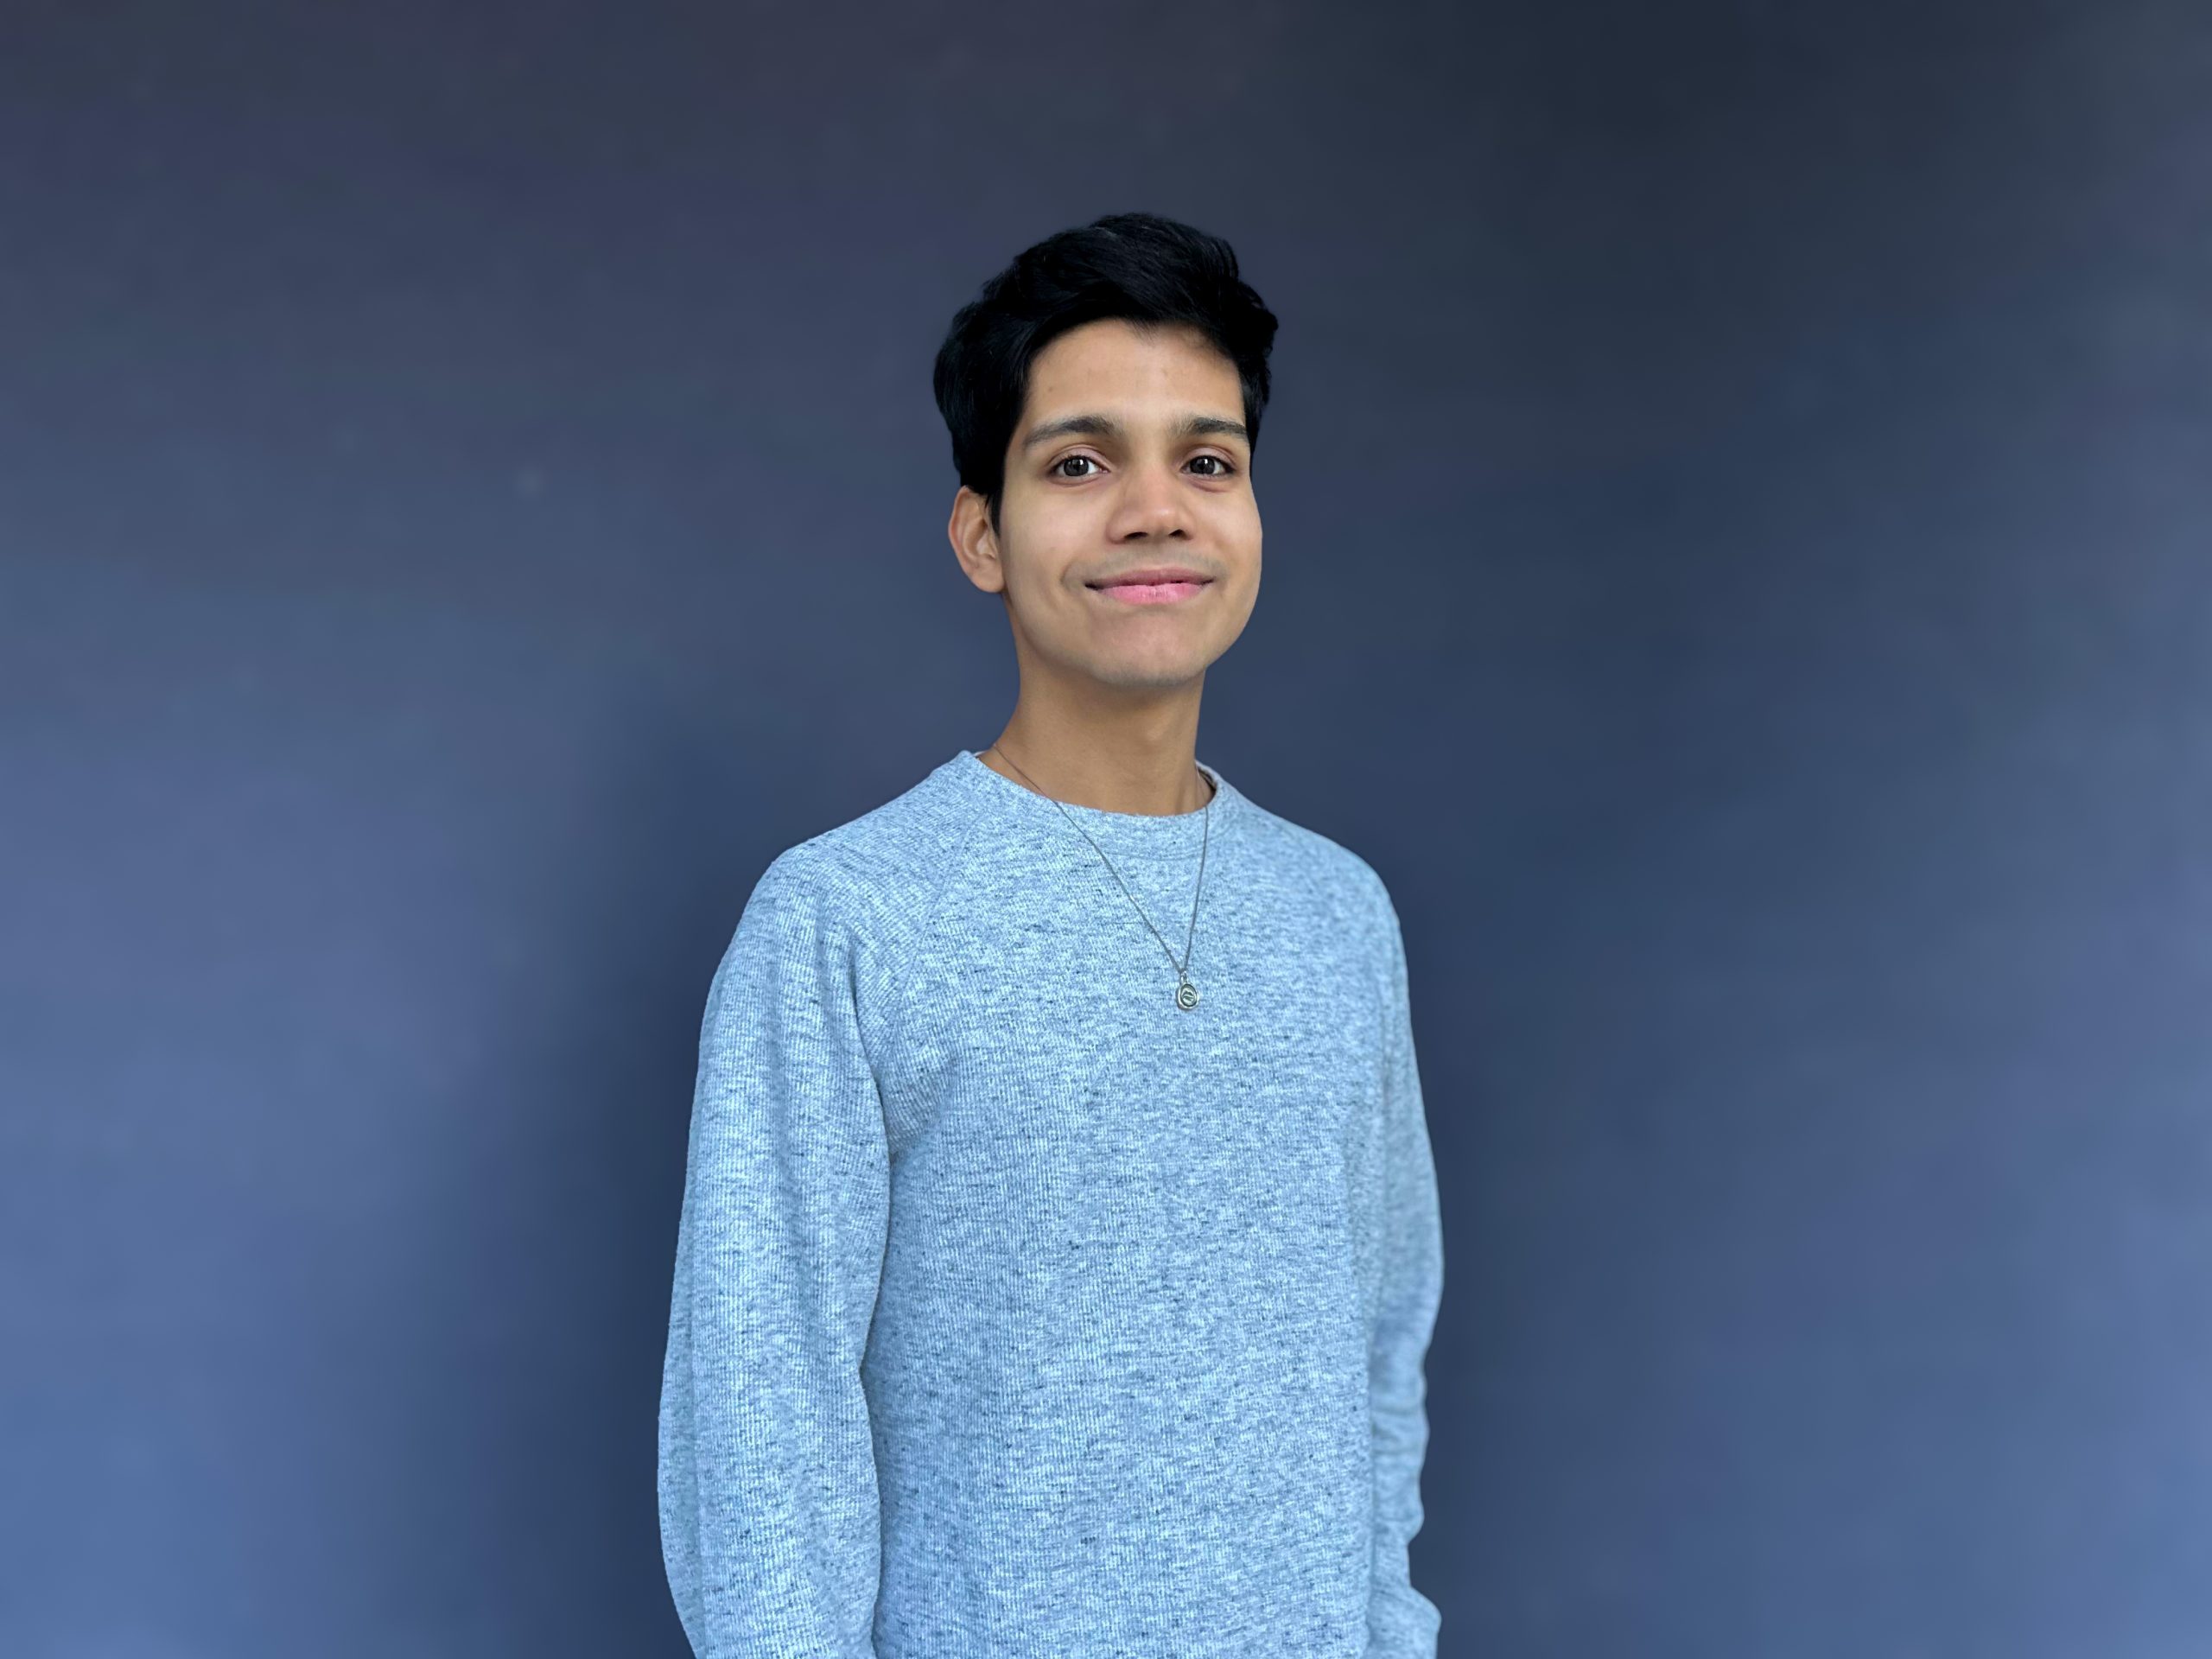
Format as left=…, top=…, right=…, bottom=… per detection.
left=936, top=748, right=1244, bottom=862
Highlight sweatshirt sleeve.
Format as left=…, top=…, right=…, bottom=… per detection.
left=1364, top=881, right=1446, bottom=1659
left=658, top=849, right=894, bottom=1659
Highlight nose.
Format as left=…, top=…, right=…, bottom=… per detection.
left=1109, top=459, right=1191, bottom=539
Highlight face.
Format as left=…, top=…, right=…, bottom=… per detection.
left=948, top=318, right=1262, bottom=696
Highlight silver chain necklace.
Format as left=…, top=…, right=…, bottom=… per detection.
left=986, top=744, right=1214, bottom=1012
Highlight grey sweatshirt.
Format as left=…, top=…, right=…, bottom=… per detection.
left=657, top=748, right=1445, bottom=1658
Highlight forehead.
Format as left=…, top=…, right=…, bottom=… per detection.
left=1019, top=319, right=1242, bottom=424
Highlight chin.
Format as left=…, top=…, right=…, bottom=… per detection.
left=1088, top=654, right=1215, bottom=692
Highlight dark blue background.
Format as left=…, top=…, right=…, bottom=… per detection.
left=4, top=2, right=2209, bottom=1653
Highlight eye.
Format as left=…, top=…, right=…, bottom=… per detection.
left=1051, top=454, right=1102, bottom=479
left=1190, top=454, right=1239, bottom=477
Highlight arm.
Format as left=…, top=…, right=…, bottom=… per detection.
left=658, top=851, right=893, bottom=1658
left=1365, top=884, right=1446, bottom=1659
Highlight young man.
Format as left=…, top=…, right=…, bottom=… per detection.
left=658, top=211, right=1445, bottom=1658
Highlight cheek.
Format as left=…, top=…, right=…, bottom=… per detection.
left=1218, top=496, right=1262, bottom=546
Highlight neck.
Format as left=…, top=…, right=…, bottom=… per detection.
left=980, top=712, right=1215, bottom=817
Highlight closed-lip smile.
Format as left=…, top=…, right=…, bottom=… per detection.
left=1085, top=565, right=1213, bottom=604
left=1089, top=564, right=1211, bottom=588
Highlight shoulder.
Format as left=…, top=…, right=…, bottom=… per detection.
left=737, top=768, right=966, bottom=958
left=1235, top=796, right=1401, bottom=940
left=709, top=779, right=964, bottom=1070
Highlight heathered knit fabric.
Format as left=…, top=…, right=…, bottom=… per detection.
left=658, top=748, right=1445, bottom=1658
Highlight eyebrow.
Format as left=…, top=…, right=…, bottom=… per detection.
left=1020, top=412, right=1250, bottom=451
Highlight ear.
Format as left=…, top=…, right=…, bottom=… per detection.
left=947, top=486, right=1006, bottom=595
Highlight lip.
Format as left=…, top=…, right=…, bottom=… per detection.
left=1089, top=565, right=1211, bottom=588
left=1085, top=567, right=1214, bottom=607
left=1087, top=578, right=1211, bottom=607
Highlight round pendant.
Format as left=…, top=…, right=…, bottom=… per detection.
left=1175, top=979, right=1200, bottom=1011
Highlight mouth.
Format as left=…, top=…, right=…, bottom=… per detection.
left=1085, top=569, right=1214, bottom=607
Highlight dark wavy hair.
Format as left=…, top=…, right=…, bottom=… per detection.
left=932, top=212, right=1280, bottom=532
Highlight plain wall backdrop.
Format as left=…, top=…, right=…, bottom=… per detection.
left=3, top=1, right=2209, bottom=1654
